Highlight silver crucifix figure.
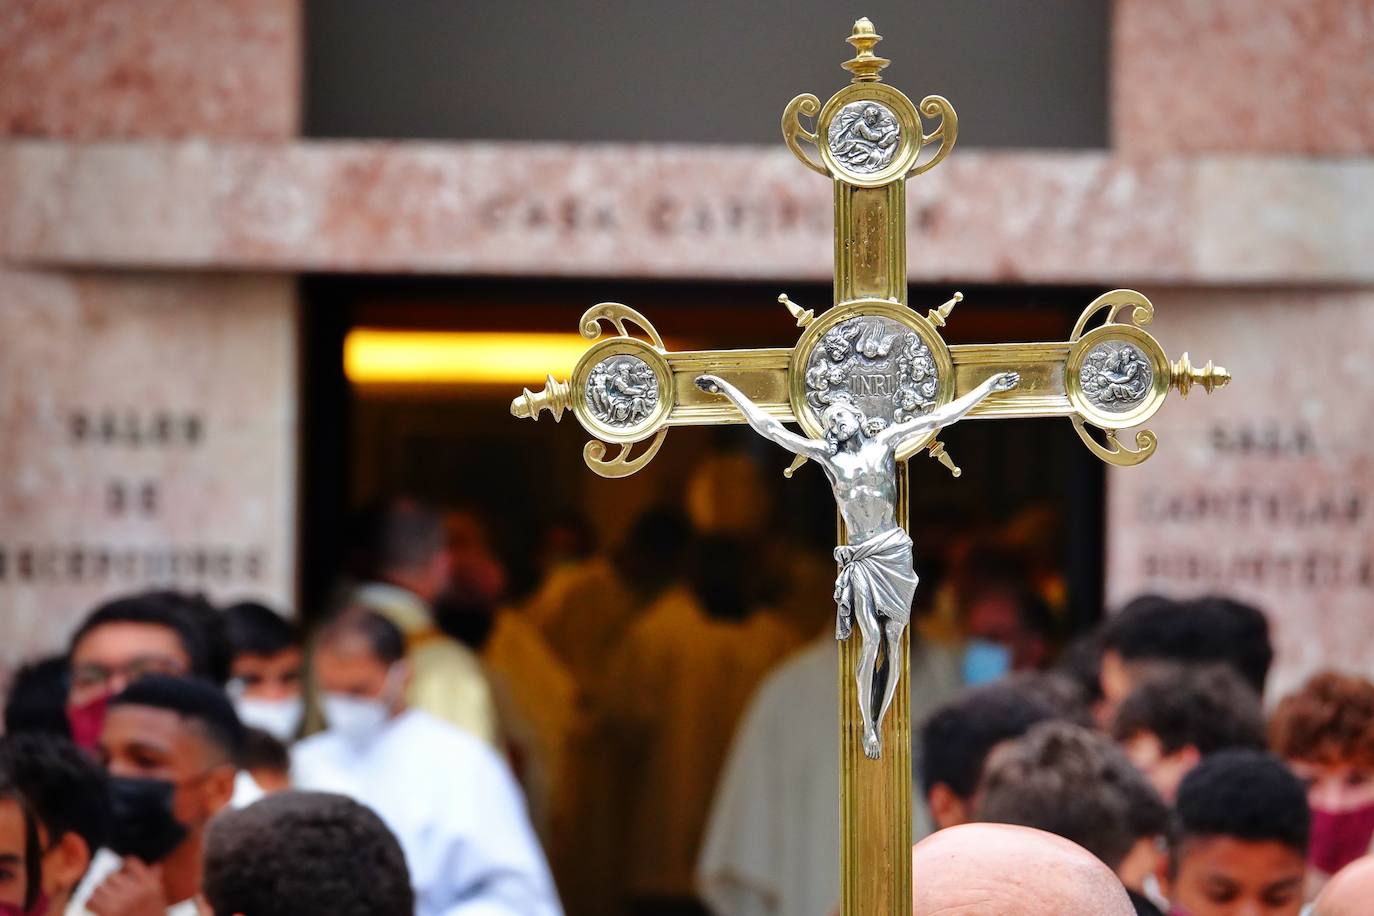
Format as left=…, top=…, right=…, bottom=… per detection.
left=696, top=370, right=1020, bottom=758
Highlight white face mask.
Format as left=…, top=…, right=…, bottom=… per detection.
left=320, top=693, right=390, bottom=748
left=233, top=694, right=305, bottom=743
left=320, top=666, right=403, bottom=748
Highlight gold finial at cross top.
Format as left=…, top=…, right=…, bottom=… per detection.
left=842, top=17, right=889, bottom=82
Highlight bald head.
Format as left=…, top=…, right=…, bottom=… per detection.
left=1314, top=856, right=1374, bottom=916
left=912, top=824, right=1134, bottom=916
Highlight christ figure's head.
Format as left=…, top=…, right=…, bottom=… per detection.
left=821, top=401, right=866, bottom=454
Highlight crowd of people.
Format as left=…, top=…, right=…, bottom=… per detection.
left=0, top=495, right=1372, bottom=916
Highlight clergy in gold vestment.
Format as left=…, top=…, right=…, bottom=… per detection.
left=605, top=536, right=801, bottom=909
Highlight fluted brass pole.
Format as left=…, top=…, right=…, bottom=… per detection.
left=838, top=462, right=912, bottom=914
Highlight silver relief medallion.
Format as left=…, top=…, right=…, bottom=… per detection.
left=827, top=101, right=902, bottom=174
left=585, top=354, right=659, bottom=428
left=804, top=316, right=938, bottom=432
left=1080, top=341, right=1152, bottom=411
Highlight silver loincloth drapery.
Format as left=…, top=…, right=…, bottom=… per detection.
left=832, top=526, right=918, bottom=640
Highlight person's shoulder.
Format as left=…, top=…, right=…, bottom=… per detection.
left=753, top=638, right=834, bottom=705
left=292, top=729, right=343, bottom=765
left=407, top=630, right=486, bottom=677
left=397, top=709, right=507, bottom=766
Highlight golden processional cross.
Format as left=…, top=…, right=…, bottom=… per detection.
left=511, top=18, right=1228, bottom=914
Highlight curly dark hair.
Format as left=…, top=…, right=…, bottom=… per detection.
left=1269, top=671, right=1374, bottom=768
left=1112, top=663, right=1266, bottom=756
left=204, top=791, right=414, bottom=916
left=1171, top=749, right=1309, bottom=870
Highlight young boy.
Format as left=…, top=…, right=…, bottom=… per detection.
left=1269, top=672, right=1374, bottom=881
left=1112, top=663, right=1266, bottom=802
left=222, top=602, right=304, bottom=744
left=0, top=734, right=110, bottom=915
left=1162, top=749, right=1309, bottom=916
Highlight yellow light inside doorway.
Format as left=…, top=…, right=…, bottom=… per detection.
left=344, top=329, right=591, bottom=385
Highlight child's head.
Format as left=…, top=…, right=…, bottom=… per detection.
left=1112, top=662, right=1266, bottom=802
left=1269, top=672, right=1374, bottom=877
left=0, top=734, right=110, bottom=914
left=0, top=772, right=41, bottom=913
left=1165, top=749, right=1309, bottom=916
left=222, top=602, right=304, bottom=743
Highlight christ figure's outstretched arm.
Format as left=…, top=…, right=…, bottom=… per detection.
left=878, top=371, right=1020, bottom=451
left=696, top=375, right=833, bottom=463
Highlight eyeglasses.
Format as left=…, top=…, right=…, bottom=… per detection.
left=70, top=655, right=189, bottom=693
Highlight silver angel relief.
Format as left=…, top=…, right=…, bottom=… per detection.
left=805, top=316, right=939, bottom=429
left=827, top=101, right=901, bottom=173
left=1080, top=342, right=1151, bottom=411
left=586, top=355, right=659, bottom=428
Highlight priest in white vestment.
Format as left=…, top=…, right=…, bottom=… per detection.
left=696, top=633, right=961, bottom=916
left=293, top=605, right=562, bottom=916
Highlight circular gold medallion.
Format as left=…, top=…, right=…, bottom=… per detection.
left=1066, top=324, right=1170, bottom=429
left=817, top=84, right=923, bottom=187
left=571, top=337, right=674, bottom=444
left=790, top=299, right=953, bottom=459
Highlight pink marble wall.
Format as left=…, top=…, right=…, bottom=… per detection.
left=1105, top=289, right=1374, bottom=701
left=0, top=270, right=298, bottom=680
left=1113, top=0, right=1374, bottom=155
left=0, top=0, right=300, bottom=139
left=2, top=141, right=1371, bottom=284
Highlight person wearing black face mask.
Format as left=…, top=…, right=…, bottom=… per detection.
left=66, top=677, right=243, bottom=916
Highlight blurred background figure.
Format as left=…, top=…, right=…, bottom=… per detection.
left=221, top=601, right=303, bottom=805
left=910, top=823, right=1135, bottom=915
left=238, top=728, right=291, bottom=797
left=1098, top=595, right=1272, bottom=726
left=64, top=593, right=226, bottom=753
left=1268, top=672, right=1374, bottom=886
left=293, top=606, right=560, bottom=916
left=918, top=682, right=1057, bottom=832
left=1160, top=750, right=1309, bottom=916
left=351, top=499, right=498, bottom=745
left=0, top=771, right=41, bottom=915
left=953, top=545, right=1058, bottom=684
left=1111, top=663, right=1266, bottom=802
left=222, top=602, right=304, bottom=746
left=203, top=791, right=414, bottom=916
left=521, top=509, right=637, bottom=692
left=973, top=720, right=1168, bottom=914
left=607, top=532, right=798, bottom=916
left=696, top=604, right=959, bottom=916
left=70, top=676, right=244, bottom=916
left=3, top=657, right=72, bottom=740
left=0, top=734, right=110, bottom=916
left=435, top=508, right=580, bottom=854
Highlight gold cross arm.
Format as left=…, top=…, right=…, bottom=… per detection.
left=509, top=286, right=1229, bottom=478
